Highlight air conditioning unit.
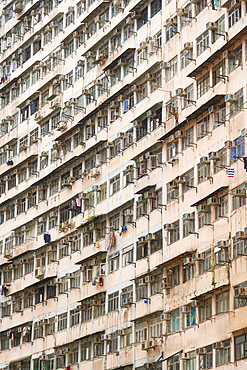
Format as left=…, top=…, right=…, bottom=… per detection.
left=169, top=106, right=178, bottom=116
left=56, top=121, right=67, bottom=131
left=126, top=16, right=134, bottom=25
left=139, top=278, right=146, bottom=286
left=197, top=205, right=210, bottom=213
left=200, top=156, right=209, bottom=164
left=183, top=213, right=193, bottom=220
left=214, top=341, right=224, bottom=349
left=175, top=88, right=184, bottom=97
left=89, top=168, right=100, bottom=178
left=34, top=112, right=43, bottom=121
left=145, top=233, right=154, bottom=241
left=177, top=176, right=186, bottom=184
left=139, top=41, right=148, bottom=49
left=183, top=257, right=193, bottom=265
left=133, top=121, right=142, bottom=128
left=192, top=253, right=204, bottom=261
left=131, top=84, right=141, bottom=92
left=160, top=313, right=171, bottom=320
left=174, top=130, right=184, bottom=139
left=146, top=110, right=156, bottom=118
left=161, top=279, right=173, bottom=289
left=145, top=73, right=155, bottom=81
left=197, top=348, right=207, bottom=355
left=131, top=10, right=141, bottom=19
left=235, top=231, right=247, bottom=239
left=179, top=306, right=190, bottom=314
left=168, top=134, right=175, bottom=143
left=170, top=180, right=178, bottom=189
left=160, top=61, right=170, bottom=69
left=41, top=151, right=48, bottom=157
left=177, top=7, right=186, bottom=16
left=35, top=266, right=45, bottom=278
left=208, top=151, right=219, bottom=160
left=234, top=287, right=247, bottom=297
left=118, top=59, right=128, bottom=66
left=232, top=189, right=246, bottom=197
left=145, top=275, right=154, bottom=283
left=164, top=223, right=174, bottom=230
left=165, top=17, right=176, bottom=27
left=225, top=94, right=236, bottom=102
left=98, top=110, right=107, bottom=118
left=121, top=297, right=133, bottom=306
left=207, top=197, right=218, bottom=205
left=206, top=22, right=217, bottom=30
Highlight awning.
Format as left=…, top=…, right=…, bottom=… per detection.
left=191, top=186, right=228, bottom=207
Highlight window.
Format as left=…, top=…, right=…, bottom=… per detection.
left=167, top=355, right=180, bottom=370
left=182, top=170, right=195, bottom=194
left=81, top=340, right=92, bottom=361
left=181, top=48, right=193, bottom=70
left=108, top=291, right=119, bottom=312
left=108, top=333, right=118, bottom=353
left=216, top=290, right=229, bottom=314
left=184, top=351, right=196, bottom=370
left=137, top=48, right=148, bottom=66
left=136, top=323, right=148, bottom=342
left=213, top=103, right=226, bottom=129
left=199, top=250, right=212, bottom=274
left=58, top=313, right=67, bottom=331
left=235, top=334, right=247, bottom=361
left=182, top=126, right=194, bottom=150
left=183, top=263, right=195, bottom=282
left=215, top=194, right=228, bottom=219
left=233, top=237, right=247, bottom=259
left=167, top=265, right=180, bottom=286
left=167, top=221, right=180, bottom=244
left=199, top=298, right=212, bottom=321
left=198, top=162, right=210, bottom=183
left=197, top=72, right=210, bottom=98
left=197, top=116, right=210, bottom=139
left=166, top=98, right=178, bottom=120
left=229, top=45, right=242, bottom=73
left=183, top=305, right=196, bottom=328
left=70, top=309, right=80, bottom=327
left=150, top=229, right=162, bottom=253
left=212, top=60, right=226, bottom=86
left=213, top=149, right=227, bottom=174
left=151, top=0, right=162, bottom=16
left=136, top=280, right=148, bottom=301
left=122, top=246, right=134, bottom=267
left=198, top=209, right=211, bottom=229
left=110, top=174, right=120, bottom=195
left=81, top=302, right=92, bottom=322
left=199, top=345, right=213, bottom=369
left=165, top=56, right=178, bottom=81
left=166, top=19, right=178, bottom=42
left=195, top=0, right=207, bottom=13
left=167, top=310, right=180, bottom=333
left=213, top=15, right=225, bottom=43
left=150, top=272, right=163, bottom=295
left=216, top=339, right=231, bottom=366
left=183, top=84, right=194, bottom=108
left=197, top=31, right=210, bottom=56
left=231, top=89, right=244, bottom=119
left=137, top=7, right=148, bottom=30
left=120, top=327, right=132, bottom=348
left=228, top=6, right=241, bottom=28
left=167, top=141, right=178, bottom=161
left=108, top=252, right=119, bottom=273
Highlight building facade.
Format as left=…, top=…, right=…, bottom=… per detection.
left=0, top=0, right=247, bottom=369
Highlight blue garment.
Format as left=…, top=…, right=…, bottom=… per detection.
left=44, top=233, right=51, bottom=243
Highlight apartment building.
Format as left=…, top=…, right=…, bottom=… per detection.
left=0, top=0, right=247, bottom=369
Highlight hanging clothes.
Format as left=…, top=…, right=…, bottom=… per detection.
left=44, top=233, right=51, bottom=243
left=109, top=232, right=116, bottom=248
left=76, top=198, right=82, bottom=207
